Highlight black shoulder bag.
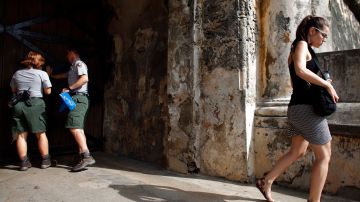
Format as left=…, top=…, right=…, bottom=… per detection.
left=308, top=47, right=336, bottom=117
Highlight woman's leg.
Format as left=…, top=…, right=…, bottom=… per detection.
left=35, top=132, right=49, bottom=158
left=263, top=135, right=309, bottom=200
left=308, top=141, right=331, bottom=202
left=16, top=132, right=28, bottom=160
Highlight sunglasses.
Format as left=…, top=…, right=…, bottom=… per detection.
left=314, top=27, right=328, bottom=39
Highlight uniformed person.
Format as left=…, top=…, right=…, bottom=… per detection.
left=10, top=51, right=52, bottom=171
left=47, top=48, right=95, bottom=172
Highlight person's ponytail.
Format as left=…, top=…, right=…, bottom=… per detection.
left=296, top=15, right=314, bottom=41
left=20, top=51, right=45, bottom=68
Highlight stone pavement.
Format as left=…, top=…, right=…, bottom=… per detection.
left=0, top=152, right=355, bottom=202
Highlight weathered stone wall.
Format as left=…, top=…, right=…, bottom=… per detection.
left=166, top=0, right=257, bottom=181
left=344, top=0, right=360, bottom=22
left=103, top=0, right=168, bottom=165
left=318, top=49, right=360, bottom=103
left=101, top=1, right=360, bottom=197
left=254, top=50, right=360, bottom=199
left=166, top=0, right=196, bottom=173
left=331, top=0, right=360, bottom=51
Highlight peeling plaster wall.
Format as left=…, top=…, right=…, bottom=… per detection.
left=330, top=0, right=360, bottom=50
left=166, top=0, right=196, bottom=173
left=318, top=49, right=360, bottom=102
left=103, top=0, right=168, bottom=165
left=101, top=0, right=360, bottom=194
left=199, top=0, right=257, bottom=180
left=166, top=0, right=257, bottom=181
left=344, top=0, right=360, bottom=22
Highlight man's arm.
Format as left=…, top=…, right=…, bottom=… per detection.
left=67, top=75, right=88, bottom=91
left=46, top=66, right=68, bottom=79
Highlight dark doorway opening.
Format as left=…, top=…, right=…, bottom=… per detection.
left=0, top=0, right=168, bottom=167
left=0, top=0, right=112, bottom=161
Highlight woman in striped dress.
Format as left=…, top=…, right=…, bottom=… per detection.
left=256, top=16, right=339, bottom=202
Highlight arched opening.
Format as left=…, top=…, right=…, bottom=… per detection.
left=0, top=0, right=168, bottom=166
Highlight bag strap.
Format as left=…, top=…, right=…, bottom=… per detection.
left=308, top=45, right=328, bottom=79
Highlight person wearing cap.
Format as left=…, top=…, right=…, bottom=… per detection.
left=47, top=49, right=95, bottom=172
left=10, top=51, right=52, bottom=171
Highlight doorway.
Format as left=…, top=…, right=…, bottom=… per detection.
left=0, top=0, right=111, bottom=160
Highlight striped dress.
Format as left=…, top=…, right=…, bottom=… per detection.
left=287, top=45, right=332, bottom=145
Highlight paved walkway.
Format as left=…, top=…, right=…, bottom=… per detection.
left=0, top=152, right=355, bottom=202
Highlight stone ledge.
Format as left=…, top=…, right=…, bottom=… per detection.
left=329, top=124, right=360, bottom=138
left=255, top=103, right=360, bottom=138
left=255, top=106, right=288, bottom=117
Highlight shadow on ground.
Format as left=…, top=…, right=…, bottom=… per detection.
left=1, top=152, right=352, bottom=202
left=109, top=184, right=265, bottom=202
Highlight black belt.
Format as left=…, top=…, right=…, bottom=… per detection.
left=70, top=92, right=89, bottom=96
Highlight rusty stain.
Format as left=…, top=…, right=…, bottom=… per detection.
left=263, top=51, right=276, bottom=97
left=282, top=31, right=291, bottom=43
left=256, top=0, right=270, bottom=98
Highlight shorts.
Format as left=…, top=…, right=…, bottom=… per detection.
left=288, top=104, right=332, bottom=145
left=65, top=95, right=89, bottom=129
left=12, top=98, right=47, bottom=136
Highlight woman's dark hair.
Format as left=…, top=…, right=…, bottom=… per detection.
left=291, top=15, right=329, bottom=50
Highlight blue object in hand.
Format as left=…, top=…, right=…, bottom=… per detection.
left=59, top=92, right=76, bottom=112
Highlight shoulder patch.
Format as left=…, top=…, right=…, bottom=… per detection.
left=75, top=60, right=86, bottom=68
left=75, top=62, right=82, bottom=68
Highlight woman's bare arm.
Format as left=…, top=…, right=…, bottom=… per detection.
left=293, top=41, right=339, bottom=102
left=293, top=41, right=329, bottom=87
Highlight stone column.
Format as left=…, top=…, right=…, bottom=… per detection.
left=166, top=0, right=257, bottom=181
left=257, top=0, right=333, bottom=104
left=166, top=0, right=198, bottom=173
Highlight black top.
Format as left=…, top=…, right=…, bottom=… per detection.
left=288, top=45, right=320, bottom=106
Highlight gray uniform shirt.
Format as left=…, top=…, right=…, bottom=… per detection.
left=10, top=67, right=52, bottom=98
left=68, top=59, right=88, bottom=93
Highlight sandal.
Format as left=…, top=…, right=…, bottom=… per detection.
left=256, top=178, right=275, bottom=202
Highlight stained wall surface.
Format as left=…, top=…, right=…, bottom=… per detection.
left=102, top=0, right=360, bottom=197
left=103, top=0, right=168, bottom=165
left=166, top=0, right=257, bottom=180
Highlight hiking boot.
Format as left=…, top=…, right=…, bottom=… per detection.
left=71, top=152, right=95, bottom=172
left=20, top=157, right=32, bottom=171
left=41, top=155, right=51, bottom=169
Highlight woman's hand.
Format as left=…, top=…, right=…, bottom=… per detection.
left=325, top=82, right=339, bottom=103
